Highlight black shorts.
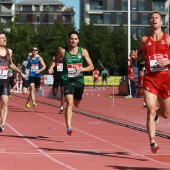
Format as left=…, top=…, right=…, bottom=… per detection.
left=64, top=83, right=84, bottom=100
left=29, top=76, right=41, bottom=88
left=53, top=77, right=63, bottom=89
left=9, top=77, right=14, bottom=88
left=102, top=76, right=107, bottom=82
left=0, top=82, right=10, bottom=96
left=23, top=79, right=29, bottom=88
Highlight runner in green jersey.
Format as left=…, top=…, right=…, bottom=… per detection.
left=49, top=31, right=94, bottom=135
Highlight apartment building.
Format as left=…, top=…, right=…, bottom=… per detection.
left=0, top=0, right=15, bottom=23
left=15, top=0, right=75, bottom=25
left=80, top=0, right=169, bottom=39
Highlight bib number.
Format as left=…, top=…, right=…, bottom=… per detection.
left=67, top=63, right=83, bottom=78
left=149, top=54, right=168, bottom=72
left=0, top=66, right=8, bottom=79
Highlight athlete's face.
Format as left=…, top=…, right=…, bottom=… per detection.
left=68, top=34, right=79, bottom=47
left=0, top=34, right=6, bottom=47
left=150, top=13, right=162, bottom=29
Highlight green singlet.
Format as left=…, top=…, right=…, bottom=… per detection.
left=62, top=46, right=85, bottom=85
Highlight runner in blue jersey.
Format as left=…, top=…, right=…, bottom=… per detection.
left=21, top=51, right=32, bottom=107
left=27, top=46, right=46, bottom=107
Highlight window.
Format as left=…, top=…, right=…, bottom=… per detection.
left=131, top=13, right=137, bottom=24
left=107, top=0, right=114, bottom=10
left=138, top=27, right=145, bottom=38
left=122, top=0, right=127, bottom=10
left=41, top=15, right=45, bottom=23
left=141, top=14, right=148, bottom=25
left=131, top=27, right=137, bottom=40
left=153, top=0, right=165, bottom=11
left=104, top=13, right=111, bottom=24
left=117, top=13, right=122, bottom=24
left=90, top=1, right=103, bottom=10
left=22, top=5, right=32, bottom=11
left=132, top=0, right=137, bottom=11
left=138, top=0, right=144, bottom=11
left=36, top=16, right=40, bottom=23
left=90, top=14, right=103, bottom=24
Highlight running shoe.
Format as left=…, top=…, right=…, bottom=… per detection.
left=26, top=103, right=31, bottom=108
left=33, top=102, right=37, bottom=108
left=155, top=115, right=159, bottom=124
left=0, top=125, right=4, bottom=132
left=59, top=109, right=64, bottom=114
left=150, top=143, right=159, bottom=154
left=8, top=95, right=12, bottom=98
left=155, top=107, right=160, bottom=124
left=67, top=127, right=73, bottom=136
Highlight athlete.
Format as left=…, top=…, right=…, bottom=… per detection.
left=49, top=31, right=94, bottom=136
left=101, top=67, right=109, bottom=89
left=0, top=31, right=26, bottom=132
left=92, top=67, right=100, bottom=90
left=48, top=47, right=65, bottom=114
left=26, top=46, right=46, bottom=107
left=130, top=12, right=170, bottom=154
left=21, top=52, right=32, bottom=107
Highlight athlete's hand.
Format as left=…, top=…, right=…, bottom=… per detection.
left=75, top=66, right=83, bottom=72
left=156, top=60, right=169, bottom=67
left=21, top=72, right=26, bottom=79
left=130, top=50, right=138, bottom=60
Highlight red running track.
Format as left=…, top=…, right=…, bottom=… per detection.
left=0, top=86, right=170, bottom=170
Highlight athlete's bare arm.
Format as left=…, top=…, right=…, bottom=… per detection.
left=36, top=56, right=46, bottom=74
left=130, top=36, right=147, bottom=60
left=8, top=49, right=26, bottom=79
left=77, top=48, right=94, bottom=72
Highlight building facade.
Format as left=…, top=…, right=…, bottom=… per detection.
left=0, top=0, right=15, bottom=23
left=15, top=0, right=75, bottom=26
left=80, top=0, right=169, bottom=39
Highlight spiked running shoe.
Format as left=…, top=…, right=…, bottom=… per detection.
left=150, top=143, right=159, bottom=154
left=26, top=103, right=31, bottom=108
left=0, top=125, right=4, bottom=132
left=33, top=102, right=37, bottom=108
left=67, top=128, right=73, bottom=136
left=59, top=109, right=64, bottom=114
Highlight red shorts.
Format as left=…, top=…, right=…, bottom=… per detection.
left=93, top=77, right=98, bottom=82
left=143, top=71, right=170, bottom=98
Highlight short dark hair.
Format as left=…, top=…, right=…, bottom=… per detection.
left=150, top=12, right=162, bottom=19
left=68, top=31, right=79, bottom=38
left=0, top=31, right=5, bottom=35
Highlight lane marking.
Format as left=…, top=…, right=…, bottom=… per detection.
left=8, top=101, right=170, bottom=168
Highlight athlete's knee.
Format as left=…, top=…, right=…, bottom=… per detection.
left=147, top=108, right=156, bottom=117
left=161, top=111, right=169, bottom=119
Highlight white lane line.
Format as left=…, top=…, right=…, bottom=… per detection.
left=9, top=102, right=170, bottom=168
left=6, top=123, right=77, bottom=170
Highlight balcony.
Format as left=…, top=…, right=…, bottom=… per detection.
left=0, top=12, right=12, bottom=16
left=0, top=0, right=14, bottom=3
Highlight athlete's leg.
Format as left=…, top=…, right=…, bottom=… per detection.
left=65, top=94, right=73, bottom=129
left=144, top=90, right=157, bottom=145
left=0, top=95, right=9, bottom=126
left=157, top=97, right=170, bottom=119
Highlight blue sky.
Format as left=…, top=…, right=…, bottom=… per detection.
left=15, top=0, right=80, bottom=30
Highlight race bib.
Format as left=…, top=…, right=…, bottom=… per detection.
left=57, top=63, right=63, bottom=72
left=0, top=66, right=8, bottom=79
left=94, top=74, right=98, bottom=78
left=149, top=54, right=168, bottom=72
left=67, top=63, right=83, bottom=78
left=31, top=64, right=39, bottom=72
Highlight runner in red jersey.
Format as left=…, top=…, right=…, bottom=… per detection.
left=130, top=12, right=170, bottom=154
left=92, top=67, right=100, bottom=90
